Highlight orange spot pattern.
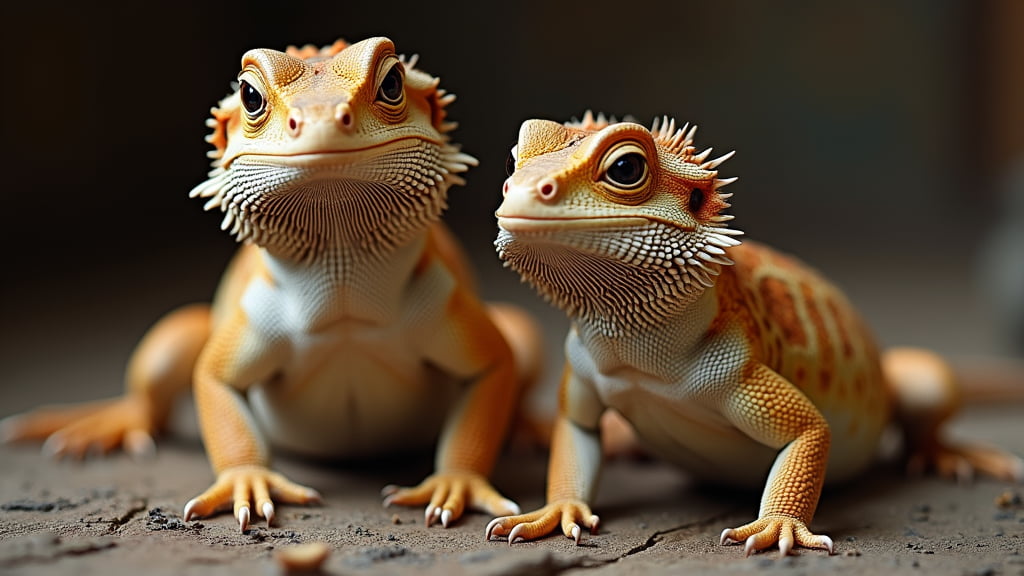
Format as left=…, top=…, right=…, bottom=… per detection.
left=712, top=241, right=890, bottom=422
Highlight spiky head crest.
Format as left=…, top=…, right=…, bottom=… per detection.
left=495, top=111, right=742, bottom=335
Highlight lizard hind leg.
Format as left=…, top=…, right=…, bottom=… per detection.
left=1, top=303, right=211, bottom=460
left=883, top=346, right=1024, bottom=483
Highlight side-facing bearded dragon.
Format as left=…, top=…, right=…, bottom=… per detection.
left=2, top=37, right=538, bottom=533
left=485, top=112, right=1023, bottom=555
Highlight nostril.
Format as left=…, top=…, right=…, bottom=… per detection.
left=287, top=108, right=303, bottom=137
left=335, top=102, right=353, bottom=130
left=502, top=181, right=509, bottom=197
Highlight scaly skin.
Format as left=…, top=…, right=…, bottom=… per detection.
left=486, top=112, right=1024, bottom=555
left=1, top=37, right=540, bottom=533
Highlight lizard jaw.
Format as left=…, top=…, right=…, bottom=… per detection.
left=496, top=215, right=649, bottom=233
left=227, top=135, right=446, bottom=169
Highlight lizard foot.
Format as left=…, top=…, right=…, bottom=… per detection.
left=381, top=471, right=519, bottom=528
left=484, top=499, right=599, bottom=545
left=720, top=515, right=834, bottom=556
left=1, top=395, right=156, bottom=460
left=183, top=465, right=321, bottom=532
left=907, top=440, right=1024, bottom=484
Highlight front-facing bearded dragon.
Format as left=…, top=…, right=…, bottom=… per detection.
left=2, top=37, right=539, bottom=533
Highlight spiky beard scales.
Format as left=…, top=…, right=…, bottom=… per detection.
left=495, top=220, right=736, bottom=337
left=191, top=140, right=450, bottom=263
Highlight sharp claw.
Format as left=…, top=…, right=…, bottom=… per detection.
left=238, top=506, right=250, bottom=533
left=485, top=518, right=501, bottom=541
left=744, top=535, right=757, bottom=557
left=570, top=523, right=581, bottom=544
left=821, top=535, right=835, bottom=555
left=183, top=498, right=199, bottom=522
left=719, top=528, right=736, bottom=545
left=425, top=506, right=442, bottom=527
left=380, top=484, right=399, bottom=497
left=441, top=509, right=452, bottom=528
left=125, top=430, right=156, bottom=461
left=779, top=536, right=793, bottom=556
left=589, top=515, right=600, bottom=534
left=382, top=495, right=395, bottom=508
left=508, top=523, right=525, bottom=546
left=305, top=488, right=323, bottom=503
left=41, top=435, right=66, bottom=458
left=263, top=502, right=275, bottom=526
left=1011, top=459, right=1024, bottom=484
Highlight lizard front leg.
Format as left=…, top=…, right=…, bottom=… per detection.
left=718, top=362, right=834, bottom=556
left=182, top=309, right=320, bottom=531
left=485, top=415, right=602, bottom=543
left=485, top=365, right=604, bottom=544
left=381, top=287, right=526, bottom=527
left=2, top=304, right=209, bottom=459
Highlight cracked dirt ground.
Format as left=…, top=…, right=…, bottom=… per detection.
left=1, top=393, right=1023, bottom=575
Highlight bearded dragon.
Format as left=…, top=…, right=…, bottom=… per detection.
left=1, top=37, right=538, bottom=532
left=485, top=112, right=1024, bottom=555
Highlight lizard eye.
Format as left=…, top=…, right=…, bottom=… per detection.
left=377, top=63, right=404, bottom=105
left=596, top=141, right=652, bottom=203
left=239, top=79, right=266, bottom=117
left=505, top=146, right=518, bottom=176
left=603, top=150, right=648, bottom=190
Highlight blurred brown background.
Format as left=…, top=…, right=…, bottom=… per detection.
left=2, top=0, right=1022, bottom=412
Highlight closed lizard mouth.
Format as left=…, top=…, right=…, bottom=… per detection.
left=495, top=215, right=650, bottom=232
left=230, top=135, right=442, bottom=168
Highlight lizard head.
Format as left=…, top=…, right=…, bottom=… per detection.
left=190, top=37, right=476, bottom=261
left=495, top=111, right=741, bottom=332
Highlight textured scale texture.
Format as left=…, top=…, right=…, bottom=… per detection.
left=1, top=37, right=540, bottom=534
left=485, top=111, right=1024, bottom=555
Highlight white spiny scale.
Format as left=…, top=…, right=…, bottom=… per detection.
left=683, top=124, right=698, bottom=146
left=694, top=148, right=713, bottom=164
left=220, top=210, right=235, bottom=232
left=204, top=196, right=222, bottom=211
left=704, top=150, right=736, bottom=170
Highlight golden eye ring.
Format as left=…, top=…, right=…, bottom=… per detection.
left=236, top=71, right=271, bottom=133
left=598, top=142, right=651, bottom=202
left=376, top=61, right=404, bottom=105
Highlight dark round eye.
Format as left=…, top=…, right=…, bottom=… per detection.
left=505, top=151, right=516, bottom=176
left=377, top=65, right=404, bottom=104
left=605, top=152, right=646, bottom=187
left=239, top=80, right=265, bottom=116
left=689, top=187, right=705, bottom=213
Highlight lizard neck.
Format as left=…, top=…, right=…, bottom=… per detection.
left=575, top=284, right=721, bottom=358
left=496, top=228, right=722, bottom=338
left=259, top=230, right=429, bottom=326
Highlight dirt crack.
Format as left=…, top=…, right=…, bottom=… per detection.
left=620, top=510, right=738, bottom=559
left=80, top=499, right=148, bottom=534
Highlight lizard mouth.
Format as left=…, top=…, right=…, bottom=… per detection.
left=231, top=135, right=438, bottom=168
left=496, top=215, right=650, bottom=233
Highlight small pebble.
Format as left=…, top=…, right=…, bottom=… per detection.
left=994, top=490, right=1022, bottom=509
left=274, top=541, right=330, bottom=573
